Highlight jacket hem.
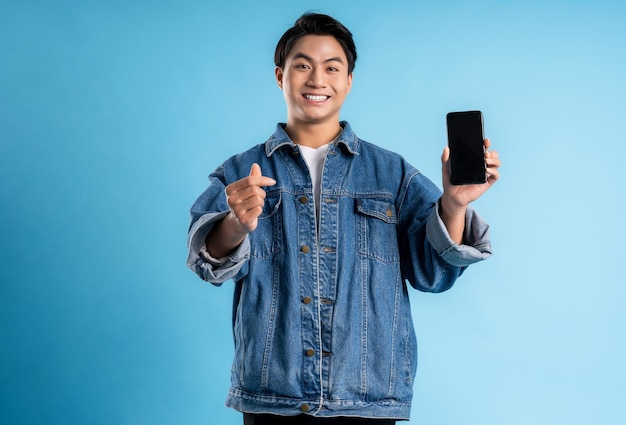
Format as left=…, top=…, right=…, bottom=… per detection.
left=225, top=387, right=411, bottom=420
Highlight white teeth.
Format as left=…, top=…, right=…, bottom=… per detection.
left=305, top=95, right=329, bottom=101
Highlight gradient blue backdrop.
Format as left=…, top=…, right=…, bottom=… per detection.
left=1, top=0, right=624, bottom=424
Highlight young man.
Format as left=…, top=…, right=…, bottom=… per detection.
left=187, top=13, right=500, bottom=425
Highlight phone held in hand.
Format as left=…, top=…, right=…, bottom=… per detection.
left=446, top=110, right=487, bottom=185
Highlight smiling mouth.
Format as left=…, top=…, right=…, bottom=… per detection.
left=303, top=94, right=330, bottom=101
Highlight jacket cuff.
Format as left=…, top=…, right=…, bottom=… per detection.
left=187, top=212, right=250, bottom=284
left=426, top=200, right=492, bottom=268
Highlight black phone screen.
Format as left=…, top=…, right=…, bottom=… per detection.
left=446, top=111, right=486, bottom=185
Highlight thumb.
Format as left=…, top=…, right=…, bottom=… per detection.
left=441, top=146, right=450, bottom=163
left=441, top=146, right=451, bottom=185
left=250, top=163, right=262, bottom=177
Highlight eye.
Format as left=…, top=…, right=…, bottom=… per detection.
left=295, top=63, right=310, bottom=70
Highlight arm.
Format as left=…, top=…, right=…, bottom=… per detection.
left=439, top=138, right=501, bottom=244
left=399, top=172, right=491, bottom=293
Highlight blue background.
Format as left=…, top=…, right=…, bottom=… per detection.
left=1, top=0, right=624, bottom=424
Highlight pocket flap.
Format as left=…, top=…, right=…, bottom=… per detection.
left=356, top=197, right=397, bottom=223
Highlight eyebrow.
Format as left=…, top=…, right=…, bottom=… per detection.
left=291, top=52, right=345, bottom=65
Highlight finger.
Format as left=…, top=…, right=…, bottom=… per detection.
left=484, top=138, right=491, bottom=150
left=250, top=163, right=276, bottom=187
left=258, top=176, right=277, bottom=187
left=236, top=204, right=264, bottom=222
left=229, top=196, right=265, bottom=229
left=485, top=149, right=501, bottom=169
left=250, top=163, right=262, bottom=177
left=232, top=186, right=267, bottom=205
left=486, top=157, right=501, bottom=168
left=441, top=146, right=450, bottom=163
left=227, top=172, right=276, bottom=192
left=485, top=149, right=499, bottom=159
left=233, top=206, right=263, bottom=232
left=486, top=166, right=500, bottom=183
left=227, top=187, right=267, bottom=210
left=230, top=177, right=276, bottom=192
left=441, top=146, right=451, bottom=184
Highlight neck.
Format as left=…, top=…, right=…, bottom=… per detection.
left=284, top=121, right=342, bottom=148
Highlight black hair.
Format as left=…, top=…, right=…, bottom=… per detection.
left=274, top=13, right=357, bottom=74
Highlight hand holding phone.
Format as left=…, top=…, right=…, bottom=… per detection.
left=446, top=111, right=487, bottom=185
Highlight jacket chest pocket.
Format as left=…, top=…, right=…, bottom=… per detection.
left=356, top=197, right=400, bottom=263
left=250, top=191, right=283, bottom=259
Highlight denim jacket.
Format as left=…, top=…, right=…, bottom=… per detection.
left=187, top=122, right=491, bottom=420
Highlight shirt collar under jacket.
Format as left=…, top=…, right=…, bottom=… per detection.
left=264, top=121, right=360, bottom=157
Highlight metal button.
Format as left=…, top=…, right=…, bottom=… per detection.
left=300, top=196, right=308, bottom=204
left=301, top=245, right=310, bottom=254
left=386, top=208, right=392, bottom=217
left=300, top=404, right=310, bottom=412
left=302, top=297, right=312, bottom=304
left=305, top=349, right=315, bottom=357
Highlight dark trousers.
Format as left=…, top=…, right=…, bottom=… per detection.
left=243, top=413, right=396, bottom=425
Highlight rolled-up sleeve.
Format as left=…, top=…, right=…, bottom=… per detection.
left=187, top=211, right=250, bottom=284
left=426, top=200, right=492, bottom=268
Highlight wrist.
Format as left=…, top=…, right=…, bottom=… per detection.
left=205, top=212, right=248, bottom=258
left=439, top=195, right=466, bottom=245
left=223, top=211, right=250, bottom=239
left=440, top=194, right=467, bottom=217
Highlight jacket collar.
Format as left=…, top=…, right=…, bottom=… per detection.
left=265, top=121, right=360, bottom=157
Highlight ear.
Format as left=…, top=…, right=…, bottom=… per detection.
left=346, top=72, right=353, bottom=94
left=275, top=66, right=284, bottom=89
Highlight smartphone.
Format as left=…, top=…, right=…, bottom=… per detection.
left=446, top=110, right=487, bottom=185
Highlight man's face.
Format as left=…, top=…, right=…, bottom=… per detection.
left=275, top=35, right=352, bottom=128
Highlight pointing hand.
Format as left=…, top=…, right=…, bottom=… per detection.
left=224, top=163, right=277, bottom=234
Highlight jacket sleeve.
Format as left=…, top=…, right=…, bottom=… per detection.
left=425, top=201, right=492, bottom=268
left=186, top=165, right=250, bottom=285
left=399, top=170, right=491, bottom=293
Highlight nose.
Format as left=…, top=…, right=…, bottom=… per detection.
left=307, top=67, right=326, bottom=88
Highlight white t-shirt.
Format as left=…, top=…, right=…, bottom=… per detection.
left=298, top=143, right=330, bottom=222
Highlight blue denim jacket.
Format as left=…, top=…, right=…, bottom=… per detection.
left=187, top=122, right=491, bottom=420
